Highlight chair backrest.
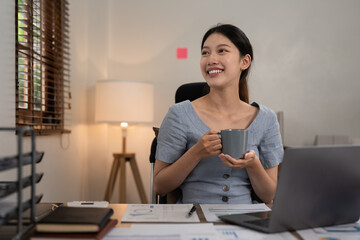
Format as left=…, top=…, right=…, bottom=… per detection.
left=149, top=82, right=209, bottom=203
left=314, top=135, right=350, bottom=145
left=175, top=82, right=210, bottom=103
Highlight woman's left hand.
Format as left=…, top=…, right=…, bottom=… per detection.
left=219, top=150, right=260, bottom=169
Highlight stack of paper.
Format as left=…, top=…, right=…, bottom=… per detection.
left=121, top=204, right=200, bottom=222
left=297, top=218, right=360, bottom=240
left=104, top=223, right=297, bottom=240
left=105, top=223, right=217, bottom=240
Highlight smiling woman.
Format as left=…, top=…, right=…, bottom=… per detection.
left=15, top=0, right=71, bottom=135
left=200, top=24, right=253, bottom=104
left=200, top=33, right=251, bottom=96
left=154, top=24, right=283, bottom=204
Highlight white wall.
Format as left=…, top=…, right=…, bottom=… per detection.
left=0, top=1, right=15, bottom=132
left=101, top=0, right=360, bottom=146
left=1, top=0, right=359, bottom=204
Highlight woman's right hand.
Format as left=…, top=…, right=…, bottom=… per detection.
left=155, top=129, right=222, bottom=195
left=193, top=130, right=222, bottom=159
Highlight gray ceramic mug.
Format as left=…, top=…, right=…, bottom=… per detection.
left=219, top=129, right=248, bottom=159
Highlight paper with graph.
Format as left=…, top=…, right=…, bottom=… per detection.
left=214, top=225, right=297, bottom=240
left=105, top=223, right=218, bottom=240
left=121, top=204, right=200, bottom=222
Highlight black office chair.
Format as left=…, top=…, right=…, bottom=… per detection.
left=175, top=82, right=210, bottom=103
left=149, top=82, right=209, bottom=203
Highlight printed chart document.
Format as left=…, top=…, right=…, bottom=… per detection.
left=121, top=204, right=200, bottom=222
left=104, top=223, right=218, bottom=240
left=201, top=203, right=271, bottom=222
left=214, top=225, right=297, bottom=240
left=296, top=218, right=360, bottom=240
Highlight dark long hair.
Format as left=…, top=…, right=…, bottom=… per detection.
left=201, top=24, right=253, bottom=103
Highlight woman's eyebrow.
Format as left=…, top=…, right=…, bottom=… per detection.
left=202, top=44, right=231, bottom=49
left=217, top=44, right=231, bottom=48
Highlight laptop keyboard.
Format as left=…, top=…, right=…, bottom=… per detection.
left=245, top=218, right=270, bottom=228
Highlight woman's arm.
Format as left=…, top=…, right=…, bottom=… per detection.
left=219, top=151, right=278, bottom=203
left=154, top=130, right=221, bottom=196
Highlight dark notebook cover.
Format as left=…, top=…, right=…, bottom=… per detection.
left=31, top=218, right=118, bottom=240
left=35, top=207, right=114, bottom=233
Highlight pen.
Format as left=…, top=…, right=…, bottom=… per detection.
left=187, top=205, right=196, bottom=217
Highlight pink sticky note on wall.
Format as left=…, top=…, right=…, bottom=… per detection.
left=177, top=48, right=188, bottom=59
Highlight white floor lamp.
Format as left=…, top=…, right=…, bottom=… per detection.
left=95, top=80, right=154, bottom=203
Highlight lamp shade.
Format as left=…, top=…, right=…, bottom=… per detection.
left=95, top=80, right=154, bottom=124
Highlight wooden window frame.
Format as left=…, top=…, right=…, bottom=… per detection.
left=15, top=0, right=71, bottom=135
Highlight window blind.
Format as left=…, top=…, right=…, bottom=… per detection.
left=16, top=0, right=71, bottom=135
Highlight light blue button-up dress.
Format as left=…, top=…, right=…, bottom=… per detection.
left=156, top=100, right=283, bottom=204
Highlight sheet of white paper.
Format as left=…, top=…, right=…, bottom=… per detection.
left=105, top=223, right=219, bottom=240
left=121, top=204, right=200, bottom=222
left=214, top=225, right=297, bottom=240
left=297, top=220, right=360, bottom=240
left=201, top=203, right=271, bottom=222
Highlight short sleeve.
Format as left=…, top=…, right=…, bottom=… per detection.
left=258, top=110, right=284, bottom=168
left=155, top=104, right=187, bottom=164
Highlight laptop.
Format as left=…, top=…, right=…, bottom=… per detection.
left=219, top=145, right=360, bottom=233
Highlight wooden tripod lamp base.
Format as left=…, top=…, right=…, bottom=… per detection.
left=104, top=153, right=148, bottom=203
left=94, top=81, right=154, bottom=203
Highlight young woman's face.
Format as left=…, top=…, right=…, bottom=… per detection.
left=200, top=33, right=242, bottom=89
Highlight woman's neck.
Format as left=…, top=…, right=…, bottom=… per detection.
left=204, top=87, right=247, bottom=114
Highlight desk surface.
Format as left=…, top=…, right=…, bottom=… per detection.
left=109, top=203, right=302, bottom=239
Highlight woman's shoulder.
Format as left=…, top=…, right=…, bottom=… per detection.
left=165, top=100, right=193, bottom=120
left=251, top=102, right=278, bottom=122
left=168, top=99, right=190, bottom=109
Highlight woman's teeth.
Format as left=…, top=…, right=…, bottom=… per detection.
left=208, top=69, right=223, bottom=74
